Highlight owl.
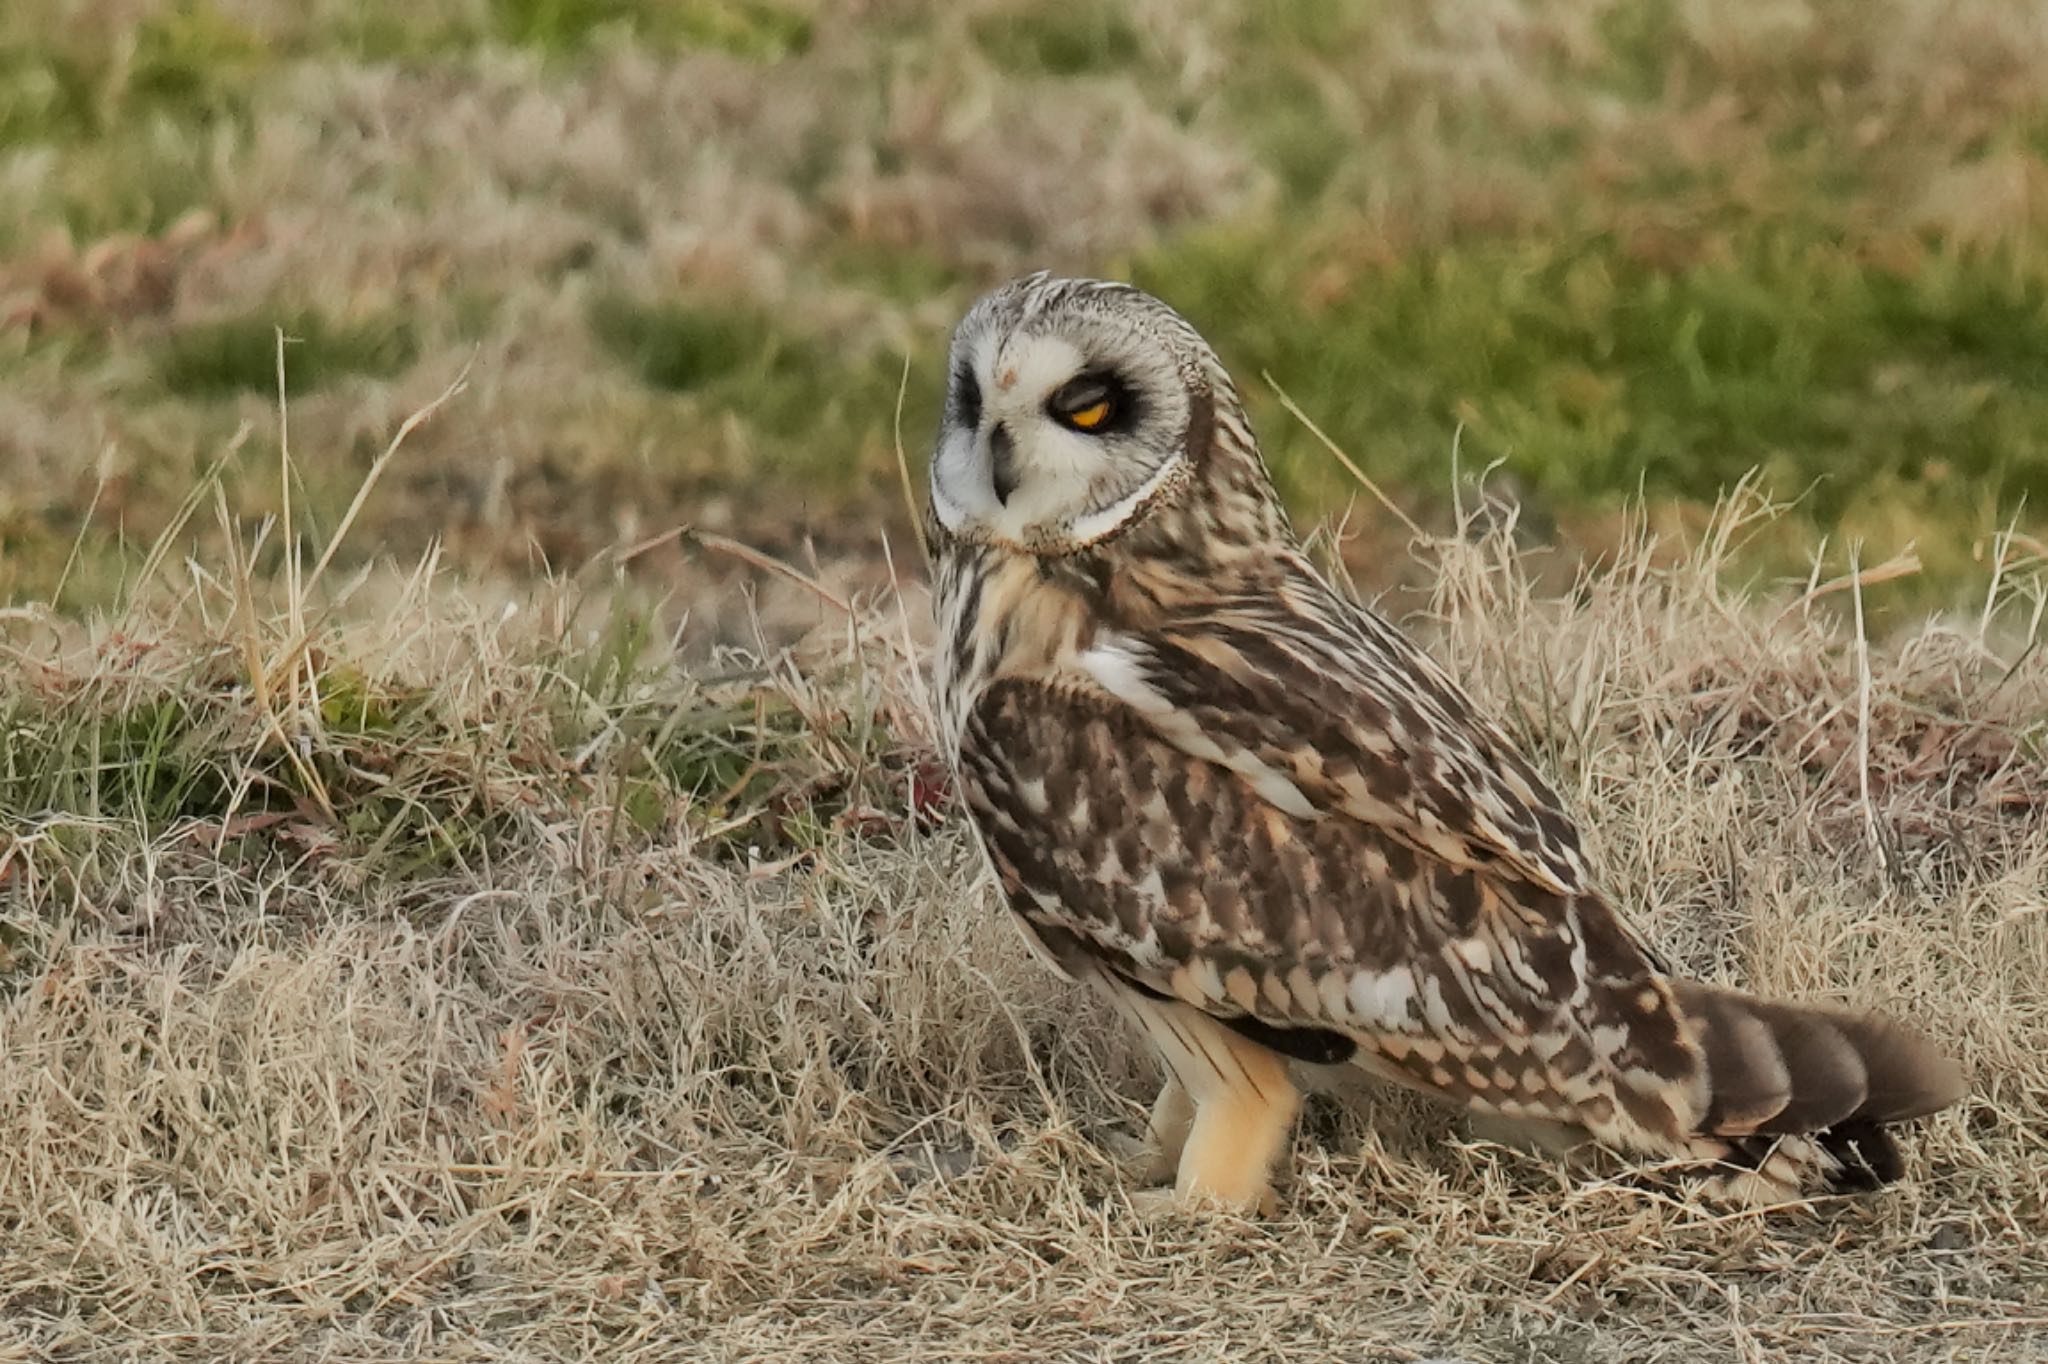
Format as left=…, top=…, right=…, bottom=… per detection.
left=925, top=273, right=1963, bottom=1214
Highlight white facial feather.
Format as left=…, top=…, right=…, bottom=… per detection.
left=930, top=279, right=1197, bottom=549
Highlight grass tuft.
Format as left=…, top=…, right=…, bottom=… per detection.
left=485, top=0, right=809, bottom=58
left=971, top=6, right=1143, bottom=77
left=588, top=294, right=800, bottom=394
left=128, top=1, right=268, bottom=121
left=668, top=0, right=812, bottom=61
left=154, top=311, right=419, bottom=395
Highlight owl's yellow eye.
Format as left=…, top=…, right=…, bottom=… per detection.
left=1049, top=372, right=1127, bottom=433
left=1066, top=398, right=1113, bottom=430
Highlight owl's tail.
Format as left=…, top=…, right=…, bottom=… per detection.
left=1672, top=980, right=1965, bottom=1193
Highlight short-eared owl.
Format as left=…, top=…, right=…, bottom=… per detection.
left=927, top=273, right=1962, bottom=1213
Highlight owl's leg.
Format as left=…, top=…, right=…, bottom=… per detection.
left=1140, top=1075, right=1194, bottom=1184
left=1171, top=1037, right=1299, bottom=1213
left=1123, top=994, right=1299, bottom=1213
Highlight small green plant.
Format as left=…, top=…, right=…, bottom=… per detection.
left=970, top=7, right=1142, bottom=77
left=156, top=311, right=418, bottom=396
left=489, top=0, right=635, bottom=52
left=590, top=296, right=799, bottom=394
left=667, top=1, right=810, bottom=60
left=486, top=0, right=808, bottom=58
left=0, top=45, right=94, bottom=143
left=129, top=0, right=268, bottom=121
left=587, top=294, right=927, bottom=485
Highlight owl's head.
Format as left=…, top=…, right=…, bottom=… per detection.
left=929, top=274, right=1278, bottom=554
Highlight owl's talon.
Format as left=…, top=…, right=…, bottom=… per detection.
left=1125, top=1185, right=1186, bottom=1222
left=1100, top=1130, right=1175, bottom=1185
left=1140, top=1075, right=1194, bottom=1184
left=1124, top=1181, right=1278, bottom=1220
left=1136, top=1145, right=1180, bottom=1187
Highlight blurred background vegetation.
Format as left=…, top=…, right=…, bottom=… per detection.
left=2, top=0, right=2045, bottom=613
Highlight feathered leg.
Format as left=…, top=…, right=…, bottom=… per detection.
left=1116, top=988, right=1300, bottom=1212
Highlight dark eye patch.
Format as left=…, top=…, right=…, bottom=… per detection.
left=951, top=361, right=982, bottom=430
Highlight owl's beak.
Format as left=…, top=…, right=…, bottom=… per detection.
left=988, top=422, right=1021, bottom=505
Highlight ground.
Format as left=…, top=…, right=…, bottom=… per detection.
left=3, top=2, right=2048, bottom=1361
left=4, top=491, right=2044, bottom=1360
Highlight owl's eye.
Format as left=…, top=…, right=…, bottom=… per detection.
left=1067, top=398, right=1113, bottom=430
left=1049, top=372, right=1127, bottom=434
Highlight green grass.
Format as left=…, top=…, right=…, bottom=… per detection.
left=0, top=663, right=491, bottom=873
left=0, top=3, right=266, bottom=247
left=127, top=1, right=269, bottom=120
left=970, top=7, right=1143, bottom=77
left=0, top=1, right=263, bottom=144
left=590, top=293, right=936, bottom=484
left=1133, top=222, right=2048, bottom=582
left=590, top=295, right=798, bottom=394
left=664, top=0, right=811, bottom=60
left=154, top=310, right=420, bottom=395
left=0, top=587, right=922, bottom=879
left=484, top=0, right=810, bottom=57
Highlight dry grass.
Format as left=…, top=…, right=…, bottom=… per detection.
left=3, top=445, right=2044, bottom=1360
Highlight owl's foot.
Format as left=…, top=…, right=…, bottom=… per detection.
left=1111, top=1087, right=1290, bottom=1216
left=1125, top=1178, right=1280, bottom=1220
left=1140, top=1075, right=1194, bottom=1183
left=1103, top=1074, right=1195, bottom=1185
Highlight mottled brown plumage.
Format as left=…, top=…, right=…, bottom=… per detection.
left=926, top=273, right=1963, bottom=1212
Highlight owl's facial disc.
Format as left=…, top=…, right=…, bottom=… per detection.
left=930, top=282, right=1197, bottom=551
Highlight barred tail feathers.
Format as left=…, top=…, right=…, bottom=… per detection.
left=1673, top=979, right=1964, bottom=1193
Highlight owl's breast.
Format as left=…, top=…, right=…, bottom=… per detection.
left=930, top=542, right=1101, bottom=761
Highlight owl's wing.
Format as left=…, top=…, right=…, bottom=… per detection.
left=1136, top=579, right=1599, bottom=898
left=953, top=597, right=1704, bottom=1141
